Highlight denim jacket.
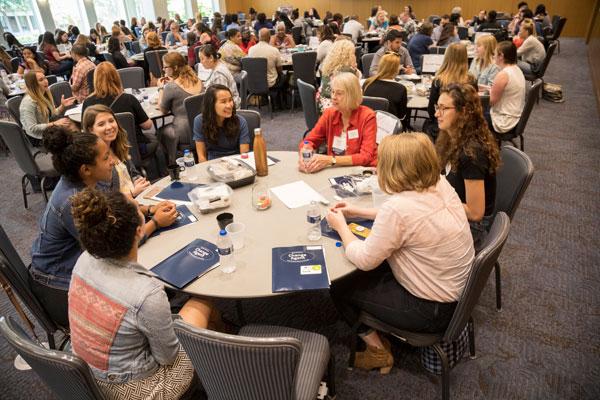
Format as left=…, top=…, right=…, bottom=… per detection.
left=68, top=252, right=180, bottom=383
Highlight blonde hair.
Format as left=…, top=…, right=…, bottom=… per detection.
left=24, top=71, right=55, bottom=121
left=520, top=18, right=536, bottom=37
left=362, top=53, right=400, bottom=92
left=475, top=34, right=497, bottom=70
left=163, top=52, right=200, bottom=88
left=377, top=133, right=440, bottom=194
left=331, top=72, right=362, bottom=111
left=321, top=39, right=357, bottom=77
left=92, top=62, right=123, bottom=98
left=435, top=43, right=472, bottom=87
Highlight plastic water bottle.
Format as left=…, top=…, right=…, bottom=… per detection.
left=217, top=230, right=236, bottom=273
left=301, top=141, right=313, bottom=167
left=306, top=201, right=322, bottom=241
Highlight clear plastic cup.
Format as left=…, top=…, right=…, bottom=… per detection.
left=225, top=222, right=246, bottom=250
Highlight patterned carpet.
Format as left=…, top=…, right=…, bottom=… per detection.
left=0, top=38, right=598, bottom=399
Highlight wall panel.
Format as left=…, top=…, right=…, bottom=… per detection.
left=587, top=0, right=600, bottom=114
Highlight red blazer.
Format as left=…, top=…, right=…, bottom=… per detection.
left=301, top=105, right=378, bottom=167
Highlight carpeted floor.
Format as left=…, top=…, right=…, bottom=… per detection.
left=0, top=38, right=598, bottom=400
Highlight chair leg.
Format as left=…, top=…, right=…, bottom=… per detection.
left=432, top=343, right=450, bottom=400
left=327, top=356, right=336, bottom=397
left=495, top=261, right=502, bottom=312
left=21, top=175, right=29, bottom=209
left=40, top=176, right=49, bottom=203
left=468, top=317, right=476, bottom=359
left=290, top=88, right=295, bottom=113
left=520, top=135, right=524, bottom=151
left=348, top=322, right=360, bottom=369
left=268, top=95, right=273, bottom=120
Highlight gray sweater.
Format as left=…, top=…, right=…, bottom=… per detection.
left=19, top=94, right=62, bottom=139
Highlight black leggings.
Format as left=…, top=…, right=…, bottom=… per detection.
left=28, top=275, right=69, bottom=328
left=329, top=262, right=457, bottom=335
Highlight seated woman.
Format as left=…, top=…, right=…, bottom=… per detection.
left=435, top=84, right=500, bottom=246
left=108, top=37, right=133, bottom=69
left=316, top=24, right=336, bottom=63
left=318, top=39, right=361, bottom=112
left=436, top=23, right=460, bottom=47
left=469, top=34, right=500, bottom=87
left=143, top=31, right=167, bottom=58
left=193, top=84, right=250, bottom=161
left=489, top=41, right=526, bottom=136
left=426, top=43, right=476, bottom=139
left=68, top=188, right=217, bottom=399
left=199, top=44, right=241, bottom=108
left=16, top=46, right=46, bottom=75
left=19, top=71, right=75, bottom=145
left=369, top=10, right=389, bottom=32
left=270, top=22, right=295, bottom=48
left=166, top=21, right=187, bottom=47
left=407, top=22, right=434, bottom=73
left=89, top=28, right=102, bottom=45
left=516, top=19, right=546, bottom=75
left=40, top=31, right=73, bottom=76
left=362, top=53, right=409, bottom=130
left=55, top=30, right=73, bottom=54
left=300, top=72, right=377, bottom=172
left=157, top=52, right=203, bottom=164
left=326, top=133, right=475, bottom=373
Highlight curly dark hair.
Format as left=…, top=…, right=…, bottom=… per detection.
left=43, top=126, right=100, bottom=183
left=201, top=84, right=239, bottom=145
left=435, top=83, right=500, bottom=174
left=71, top=188, right=142, bottom=259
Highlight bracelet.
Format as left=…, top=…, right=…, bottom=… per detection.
left=150, top=216, right=159, bottom=229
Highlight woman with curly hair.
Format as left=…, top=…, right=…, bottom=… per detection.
left=318, top=39, right=360, bottom=112
left=193, top=84, right=250, bottom=161
left=435, top=83, right=500, bottom=246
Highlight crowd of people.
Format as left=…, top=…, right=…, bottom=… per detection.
left=0, top=2, right=555, bottom=397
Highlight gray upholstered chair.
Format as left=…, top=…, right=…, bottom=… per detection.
left=6, top=95, right=22, bottom=126
left=45, top=75, right=58, bottom=85
left=242, top=57, right=274, bottom=119
left=361, top=95, right=389, bottom=112
left=131, top=40, right=142, bottom=54
left=48, top=81, right=73, bottom=108
left=523, top=42, right=557, bottom=97
left=114, top=112, right=148, bottom=177
left=492, top=146, right=534, bottom=311
left=0, top=121, right=58, bottom=208
left=237, top=109, right=260, bottom=150
left=86, top=68, right=95, bottom=93
left=361, top=53, right=375, bottom=77
left=297, top=79, right=318, bottom=135
left=0, top=316, right=104, bottom=400
left=102, top=52, right=115, bottom=67
left=238, top=69, right=248, bottom=109
left=350, top=212, right=511, bottom=400
left=145, top=49, right=168, bottom=80
left=183, top=93, right=205, bottom=134
left=290, top=51, right=317, bottom=112
left=174, top=321, right=335, bottom=400
left=118, top=67, right=145, bottom=89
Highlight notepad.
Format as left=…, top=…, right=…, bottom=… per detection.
left=149, top=205, right=197, bottom=237
left=270, top=180, right=328, bottom=209
left=272, top=245, right=330, bottom=293
left=151, top=239, right=220, bottom=289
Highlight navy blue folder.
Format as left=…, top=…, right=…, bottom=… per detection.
left=272, top=245, right=330, bottom=293
left=320, top=219, right=374, bottom=242
left=149, top=205, right=197, bottom=237
left=155, top=182, right=205, bottom=203
left=151, top=239, right=219, bottom=289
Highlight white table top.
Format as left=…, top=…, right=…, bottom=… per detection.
left=130, top=46, right=188, bottom=62
left=137, top=151, right=373, bottom=299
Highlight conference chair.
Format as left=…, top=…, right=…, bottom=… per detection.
left=194, top=45, right=202, bottom=68
left=6, top=95, right=23, bottom=127
left=0, top=224, right=69, bottom=350
left=10, top=57, right=19, bottom=72
left=497, top=79, right=543, bottom=150
left=145, top=49, right=168, bottom=80
left=102, top=52, right=115, bottom=67
left=375, top=110, right=404, bottom=136
left=429, top=46, right=447, bottom=55
left=361, top=53, right=375, bottom=77
left=183, top=93, right=205, bottom=135
left=48, top=81, right=73, bottom=108
left=118, top=67, right=145, bottom=89
left=493, top=146, right=534, bottom=311
left=0, top=121, right=58, bottom=208
left=457, top=27, right=469, bottom=40
left=241, top=57, right=274, bottom=119
left=174, top=321, right=336, bottom=400
left=291, top=26, right=304, bottom=45
left=297, top=79, right=319, bottom=136
left=237, top=109, right=260, bottom=150
left=290, top=51, right=317, bottom=112
left=0, top=317, right=103, bottom=400
left=131, top=41, right=142, bottom=54
left=114, top=112, right=151, bottom=177
left=355, top=46, right=363, bottom=71
left=349, top=212, right=511, bottom=400
left=361, top=96, right=389, bottom=112
left=45, top=75, right=58, bottom=85
left=86, top=68, right=95, bottom=93
left=523, top=42, right=557, bottom=99
left=544, top=17, right=567, bottom=54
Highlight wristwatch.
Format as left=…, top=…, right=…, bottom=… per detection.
left=331, top=155, right=337, bottom=166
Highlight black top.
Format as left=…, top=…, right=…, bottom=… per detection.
left=445, top=145, right=496, bottom=217
left=363, top=80, right=408, bottom=127
left=143, top=46, right=167, bottom=58
left=427, top=78, right=477, bottom=119
left=82, top=93, right=150, bottom=143
left=477, top=21, right=502, bottom=32
left=111, top=51, right=129, bottom=69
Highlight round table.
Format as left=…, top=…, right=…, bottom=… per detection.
left=137, top=151, right=373, bottom=299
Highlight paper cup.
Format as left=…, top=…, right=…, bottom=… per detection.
left=225, top=222, right=246, bottom=250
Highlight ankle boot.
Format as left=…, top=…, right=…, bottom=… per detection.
left=354, top=342, right=394, bottom=374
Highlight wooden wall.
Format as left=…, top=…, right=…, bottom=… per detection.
left=223, top=0, right=595, bottom=37
left=587, top=0, right=600, bottom=114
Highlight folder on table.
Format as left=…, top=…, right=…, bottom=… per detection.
left=272, top=245, right=330, bottom=293
left=149, top=205, right=197, bottom=237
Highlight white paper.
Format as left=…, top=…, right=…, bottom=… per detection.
left=227, top=152, right=276, bottom=169
left=64, top=104, right=83, bottom=117
left=271, top=180, right=327, bottom=209
left=421, top=54, right=445, bottom=74
left=375, top=112, right=398, bottom=144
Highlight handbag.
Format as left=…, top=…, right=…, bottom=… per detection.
left=420, top=324, right=470, bottom=375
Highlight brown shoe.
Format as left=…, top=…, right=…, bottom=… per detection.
left=354, top=342, right=394, bottom=374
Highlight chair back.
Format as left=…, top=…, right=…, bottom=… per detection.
left=6, top=95, right=22, bottom=126
left=429, top=46, right=446, bottom=55
left=36, top=51, right=45, bottom=64
left=86, top=68, right=95, bottom=93
left=118, top=67, right=145, bottom=89
left=102, top=52, right=115, bottom=67
left=0, top=316, right=104, bottom=400
left=361, top=96, right=389, bottom=112
left=241, top=57, right=269, bottom=95
left=10, top=57, right=19, bottom=72
left=183, top=94, right=205, bottom=134
left=194, top=45, right=202, bottom=66
left=494, top=146, right=534, bottom=221
left=49, top=81, right=72, bottom=108
left=45, top=75, right=58, bottom=85
left=217, top=31, right=227, bottom=41
left=239, top=70, right=248, bottom=108
left=123, top=41, right=132, bottom=53
left=292, top=51, right=317, bottom=86
left=145, top=49, right=168, bottom=79
left=552, top=17, right=567, bottom=40
left=355, top=46, right=363, bottom=71
left=174, top=320, right=301, bottom=400
left=237, top=109, right=260, bottom=149
left=536, top=41, right=557, bottom=78
left=297, top=79, right=318, bottom=132
left=514, top=79, right=542, bottom=137
left=291, top=26, right=304, bottom=45
left=361, top=53, right=375, bottom=77
left=375, top=110, right=403, bottom=140
left=443, top=212, right=511, bottom=342
left=0, top=121, right=41, bottom=176
left=457, top=26, right=469, bottom=40
left=131, top=41, right=141, bottom=54
left=114, top=112, right=142, bottom=168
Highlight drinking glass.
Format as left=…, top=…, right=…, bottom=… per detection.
left=252, top=183, right=271, bottom=210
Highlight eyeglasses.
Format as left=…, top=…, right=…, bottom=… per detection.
left=434, top=105, right=455, bottom=114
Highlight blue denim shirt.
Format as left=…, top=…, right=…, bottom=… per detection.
left=68, top=252, right=180, bottom=383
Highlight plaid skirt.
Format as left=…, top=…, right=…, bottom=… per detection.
left=96, top=348, right=194, bottom=400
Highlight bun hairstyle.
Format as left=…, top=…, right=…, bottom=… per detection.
left=42, top=126, right=100, bottom=183
left=200, top=44, right=220, bottom=60
left=71, top=188, right=142, bottom=259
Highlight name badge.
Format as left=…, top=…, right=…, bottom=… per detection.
left=348, top=129, right=359, bottom=140
left=332, top=134, right=346, bottom=155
